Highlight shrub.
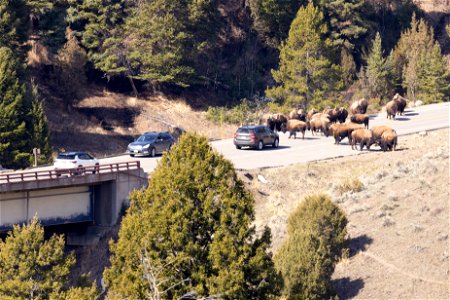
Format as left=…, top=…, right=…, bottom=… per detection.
left=337, top=177, right=364, bottom=195
left=275, top=194, right=347, bottom=299
left=104, top=133, right=282, bottom=299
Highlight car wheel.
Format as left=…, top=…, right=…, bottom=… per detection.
left=235, top=145, right=242, bottom=149
left=130, top=154, right=135, bottom=157
left=257, top=140, right=264, bottom=150
left=150, top=147, right=156, bottom=157
left=273, top=138, right=279, bottom=148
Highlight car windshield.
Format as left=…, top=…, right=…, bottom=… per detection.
left=57, top=154, right=76, bottom=160
left=237, top=128, right=254, bottom=134
left=136, top=134, right=157, bottom=142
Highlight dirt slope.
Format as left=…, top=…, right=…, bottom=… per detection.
left=241, top=129, right=449, bottom=299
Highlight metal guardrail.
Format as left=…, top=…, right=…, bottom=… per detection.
left=0, top=161, right=141, bottom=184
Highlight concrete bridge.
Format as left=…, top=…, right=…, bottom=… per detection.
left=0, top=162, right=147, bottom=235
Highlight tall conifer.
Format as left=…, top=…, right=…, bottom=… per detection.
left=104, top=133, right=281, bottom=299
left=0, top=47, right=30, bottom=169
left=266, top=2, right=341, bottom=109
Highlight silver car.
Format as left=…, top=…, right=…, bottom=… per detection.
left=127, top=132, right=175, bottom=157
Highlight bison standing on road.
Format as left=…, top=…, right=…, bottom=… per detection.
left=385, top=100, right=398, bottom=119
left=329, top=123, right=363, bottom=144
left=281, top=119, right=309, bottom=139
left=351, top=128, right=373, bottom=150
left=380, top=129, right=397, bottom=151
left=393, top=93, right=407, bottom=115
left=350, top=98, right=369, bottom=115
left=337, top=107, right=348, bottom=123
left=350, top=113, right=369, bottom=129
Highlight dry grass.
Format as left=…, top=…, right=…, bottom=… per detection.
left=244, top=129, right=449, bottom=299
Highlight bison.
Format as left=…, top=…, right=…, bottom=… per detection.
left=309, top=116, right=330, bottom=137
left=350, top=113, right=369, bottom=129
left=329, top=123, right=363, bottom=144
left=385, top=100, right=398, bottom=119
left=259, top=113, right=276, bottom=131
left=307, top=108, right=318, bottom=121
left=380, top=129, right=397, bottom=151
left=281, top=119, right=309, bottom=139
left=393, top=93, right=407, bottom=115
left=336, top=107, right=348, bottom=123
left=351, top=128, right=373, bottom=150
left=350, top=98, right=369, bottom=115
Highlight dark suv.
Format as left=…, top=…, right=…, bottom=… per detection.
left=127, top=132, right=175, bottom=157
left=233, top=125, right=279, bottom=150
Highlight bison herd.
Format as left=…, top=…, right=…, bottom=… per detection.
left=258, top=95, right=407, bottom=152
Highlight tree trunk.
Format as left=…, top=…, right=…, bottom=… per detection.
left=128, top=77, right=138, bottom=98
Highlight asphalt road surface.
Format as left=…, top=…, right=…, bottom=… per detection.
left=3, top=102, right=448, bottom=177
left=102, top=102, right=449, bottom=171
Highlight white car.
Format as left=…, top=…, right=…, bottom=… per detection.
left=54, top=152, right=99, bottom=174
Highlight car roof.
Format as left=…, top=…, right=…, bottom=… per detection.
left=58, top=151, right=89, bottom=155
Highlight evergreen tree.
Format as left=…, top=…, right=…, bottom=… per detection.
left=29, top=82, right=52, bottom=165
left=363, top=32, right=395, bottom=102
left=266, top=2, right=341, bottom=109
left=104, top=133, right=282, bottom=299
left=0, top=47, right=31, bottom=169
left=416, top=42, right=450, bottom=103
left=248, top=0, right=301, bottom=47
left=0, top=217, right=98, bottom=299
left=0, top=0, right=29, bottom=52
left=67, top=0, right=137, bottom=94
left=125, top=0, right=195, bottom=88
left=275, top=194, right=347, bottom=300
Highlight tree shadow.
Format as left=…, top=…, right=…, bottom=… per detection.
left=77, top=107, right=138, bottom=130
left=347, top=234, right=373, bottom=257
left=332, top=277, right=365, bottom=299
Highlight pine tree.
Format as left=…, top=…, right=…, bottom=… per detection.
left=0, top=47, right=31, bottom=169
left=266, top=2, right=341, bottom=109
left=0, top=0, right=29, bottom=52
left=0, top=217, right=98, bottom=299
left=416, top=42, right=450, bottom=103
left=29, top=83, right=52, bottom=165
left=248, top=0, right=300, bottom=47
left=67, top=0, right=137, bottom=94
left=275, top=194, right=347, bottom=300
left=104, top=133, right=282, bottom=299
left=363, top=32, right=395, bottom=102
left=125, top=0, right=195, bottom=88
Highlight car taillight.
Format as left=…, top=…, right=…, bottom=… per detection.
left=249, top=133, right=256, bottom=139
left=71, top=161, right=77, bottom=164
left=234, top=133, right=238, bottom=138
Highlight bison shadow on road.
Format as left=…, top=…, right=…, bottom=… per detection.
left=392, top=116, right=411, bottom=121
left=332, top=277, right=365, bottom=299
left=238, top=145, right=290, bottom=151
left=287, top=136, right=321, bottom=140
left=404, top=112, right=419, bottom=116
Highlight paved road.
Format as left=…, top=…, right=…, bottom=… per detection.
left=3, top=102, right=448, bottom=178
left=102, top=102, right=449, bottom=171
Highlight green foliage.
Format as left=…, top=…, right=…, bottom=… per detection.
left=0, top=47, right=31, bottom=169
left=206, top=100, right=256, bottom=125
left=361, top=32, right=395, bottom=102
left=0, top=217, right=77, bottom=299
left=0, top=0, right=29, bottom=53
left=416, top=42, right=450, bottom=103
left=393, top=14, right=449, bottom=103
left=29, top=83, right=52, bottom=165
left=104, top=133, right=282, bottom=299
left=248, top=0, right=300, bottom=47
left=266, top=2, right=342, bottom=110
left=275, top=194, right=347, bottom=300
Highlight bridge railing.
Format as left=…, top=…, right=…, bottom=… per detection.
left=0, top=161, right=141, bottom=184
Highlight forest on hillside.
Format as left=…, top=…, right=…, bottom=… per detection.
left=0, top=0, right=449, bottom=168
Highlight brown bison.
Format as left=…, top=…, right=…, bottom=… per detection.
left=323, top=107, right=340, bottom=123
left=259, top=113, right=276, bottom=130
left=307, top=108, right=318, bottom=121
left=380, top=129, right=397, bottom=151
left=350, top=98, right=369, bottom=115
left=273, top=113, right=288, bottom=131
left=329, top=123, right=363, bottom=144
left=281, top=119, right=309, bottom=139
left=288, top=109, right=307, bottom=121
left=350, top=113, right=369, bottom=129
left=385, top=100, right=398, bottom=119
left=393, top=93, right=407, bottom=115
left=309, top=117, right=330, bottom=137
left=336, top=107, right=348, bottom=123
left=351, top=128, right=373, bottom=150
